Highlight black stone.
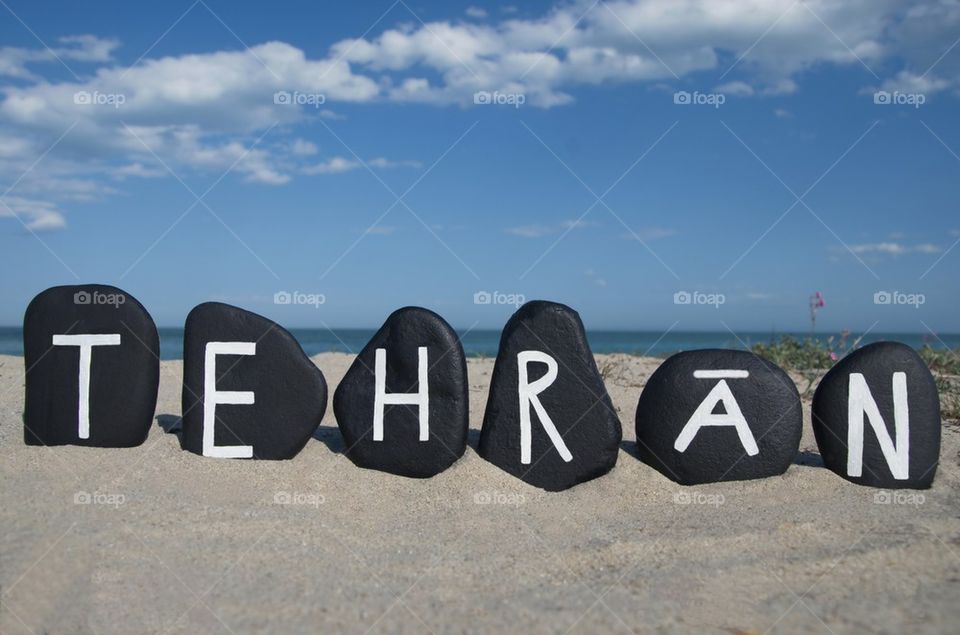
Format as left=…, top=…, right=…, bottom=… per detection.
left=333, top=307, right=468, bottom=477
left=634, top=349, right=802, bottom=485
left=478, top=301, right=621, bottom=491
left=180, top=302, right=327, bottom=460
left=812, top=341, right=940, bottom=489
left=23, top=284, right=159, bottom=447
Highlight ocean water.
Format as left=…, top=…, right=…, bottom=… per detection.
left=1, top=327, right=957, bottom=360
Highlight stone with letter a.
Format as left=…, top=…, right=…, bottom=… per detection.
left=180, top=302, right=327, bottom=460
left=635, top=349, right=801, bottom=485
left=23, top=284, right=159, bottom=447
left=333, top=306, right=468, bottom=477
left=812, top=341, right=940, bottom=489
left=478, top=301, right=622, bottom=491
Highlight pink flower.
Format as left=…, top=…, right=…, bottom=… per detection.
left=830, top=352, right=838, bottom=361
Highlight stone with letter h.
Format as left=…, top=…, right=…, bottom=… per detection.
left=333, top=307, right=468, bottom=478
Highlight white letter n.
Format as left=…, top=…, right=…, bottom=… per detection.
left=847, top=372, right=909, bottom=480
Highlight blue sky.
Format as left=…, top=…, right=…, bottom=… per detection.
left=1, top=0, right=958, bottom=335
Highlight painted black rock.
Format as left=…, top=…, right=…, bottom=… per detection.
left=333, top=307, right=468, bottom=477
left=634, top=349, right=801, bottom=485
left=23, top=284, right=159, bottom=447
left=812, top=341, right=940, bottom=489
left=478, top=301, right=621, bottom=491
left=180, top=302, right=327, bottom=460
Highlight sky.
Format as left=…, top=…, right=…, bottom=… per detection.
left=1, top=0, right=958, bottom=336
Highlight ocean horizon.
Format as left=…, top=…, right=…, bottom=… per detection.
left=2, top=326, right=957, bottom=360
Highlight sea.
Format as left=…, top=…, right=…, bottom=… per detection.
left=1, top=327, right=957, bottom=360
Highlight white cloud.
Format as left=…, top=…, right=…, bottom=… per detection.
left=466, top=6, right=488, bottom=19
left=0, top=196, right=67, bottom=231
left=2, top=0, right=957, bottom=229
left=290, top=139, right=318, bottom=156
left=0, top=35, right=118, bottom=79
left=847, top=242, right=942, bottom=256
left=364, top=225, right=396, bottom=235
left=507, top=218, right=597, bottom=237
left=301, top=155, right=421, bottom=175
left=716, top=80, right=754, bottom=96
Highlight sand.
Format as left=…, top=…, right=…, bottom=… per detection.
left=1, top=351, right=959, bottom=634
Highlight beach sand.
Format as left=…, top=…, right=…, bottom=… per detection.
left=1, top=352, right=959, bottom=634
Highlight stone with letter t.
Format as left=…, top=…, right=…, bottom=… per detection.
left=180, top=302, right=328, bottom=460
left=812, top=341, right=940, bottom=489
left=478, top=301, right=622, bottom=491
left=333, top=307, right=468, bottom=477
left=23, top=284, right=159, bottom=447
left=634, top=349, right=802, bottom=485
